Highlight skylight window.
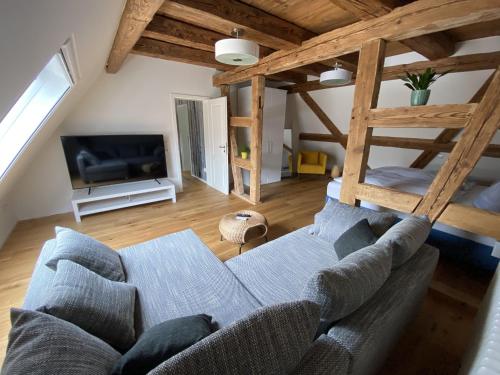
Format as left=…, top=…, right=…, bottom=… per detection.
left=0, top=51, right=74, bottom=179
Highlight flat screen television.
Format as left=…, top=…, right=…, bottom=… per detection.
left=61, top=134, right=168, bottom=189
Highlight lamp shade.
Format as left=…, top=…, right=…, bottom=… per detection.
left=215, top=38, right=259, bottom=66
left=319, top=68, right=353, bottom=86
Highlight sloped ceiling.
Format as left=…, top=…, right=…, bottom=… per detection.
left=0, top=0, right=126, bottom=200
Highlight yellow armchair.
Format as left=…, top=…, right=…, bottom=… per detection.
left=297, top=151, right=327, bottom=175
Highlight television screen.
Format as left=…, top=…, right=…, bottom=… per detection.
left=61, top=135, right=168, bottom=189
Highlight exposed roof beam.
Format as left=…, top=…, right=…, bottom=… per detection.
left=283, top=51, right=500, bottom=93
left=213, top=0, right=500, bottom=86
left=142, top=15, right=319, bottom=78
left=106, top=0, right=164, bottom=73
left=158, top=0, right=315, bottom=50
left=330, top=0, right=455, bottom=59
left=132, top=37, right=307, bottom=83
left=158, top=0, right=357, bottom=73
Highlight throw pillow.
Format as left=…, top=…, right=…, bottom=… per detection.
left=334, top=218, right=378, bottom=259
left=46, top=226, right=125, bottom=282
left=112, top=314, right=213, bottom=375
left=301, top=243, right=392, bottom=323
left=376, top=215, right=431, bottom=269
left=473, top=181, right=500, bottom=213
left=312, top=199, right=396, bottom=242
left=79, top=149, right=100, bottom=165
left=2, top=308, right=121, bottom=375
left=42, top=260, right=136, bottom=352
left=147, top=301, right=320, bottom=375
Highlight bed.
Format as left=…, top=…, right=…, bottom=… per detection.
left=327, top=166, right=498, bottom=270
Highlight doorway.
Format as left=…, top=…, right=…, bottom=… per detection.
left=173, top=95, right=228, bottom=195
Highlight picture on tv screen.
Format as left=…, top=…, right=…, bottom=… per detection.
left=61, top=134, right=168, bottom=189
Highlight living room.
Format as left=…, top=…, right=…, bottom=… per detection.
left=1, top=0, right=499, bottom=374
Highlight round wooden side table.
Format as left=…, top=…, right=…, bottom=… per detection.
left=219, top=210, right=268, bottom=254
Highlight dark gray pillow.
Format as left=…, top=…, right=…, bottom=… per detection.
left=301, top=243, right=392, bottom=323
left=112, top=314, right=213, bottom=375
left=376, top=215, right=432, bottom=269
left=46, top=226, right=125, bottom=282
left=79, top=149, right=100, bottom=165
left=42, top=260, right=136, bottom=352
left=334, top=219, right=378, bottom=259
left=147, top=301, right=320, bottom=375
left=312, top=199, right=396, bottom=242
left=2, top=308, right=121, bottom=375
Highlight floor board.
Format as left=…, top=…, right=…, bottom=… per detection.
left=0, top=174, right=490, bottom=372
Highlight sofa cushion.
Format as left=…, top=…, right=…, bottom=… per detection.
left=112, top=314, right=213, bottom=375
left=42, top=260, right=136, bottom=351
left=376, top=215, right=431, bottom=269
left=311, top=199, right=396, bottom=241
left=301, top=243, right=392, bottom=323
left=46, top=227, right=125, bottom=282
left=334, top=219, right=378, bottom=259
left=118, top=229, right=262, bottom=334
left=225, top=226, right=340, bottom=306
left=2, top=308, right=121, bottom=375
left=147, top=301, right=320, bottom=375
left=23, top=239, right=57, bottom=310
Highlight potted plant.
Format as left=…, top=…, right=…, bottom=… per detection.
left=240, top=146, right=250, bottom=159
left=401, top=68, right=449, bottom=106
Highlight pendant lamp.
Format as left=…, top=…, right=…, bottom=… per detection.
left=320, top=63, right=353, bottom=86
left=215, top=28, right=259, bottom=66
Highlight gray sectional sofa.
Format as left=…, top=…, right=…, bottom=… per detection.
left=4, top=201, right=439, bottom=374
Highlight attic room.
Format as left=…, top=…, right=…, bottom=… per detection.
left=0, top=0, right=499, bottom=374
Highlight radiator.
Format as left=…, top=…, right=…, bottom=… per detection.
left=459, top=266, right=500, bottom=375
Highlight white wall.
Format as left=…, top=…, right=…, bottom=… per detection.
left=10, top=56, right=220, bottom=219
left=0, top=0, right=126, bottom=241
left=293, top=37, right=500, bottom=182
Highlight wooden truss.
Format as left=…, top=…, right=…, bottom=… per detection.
left=221, top=77, right=265, bottom=204
left=213, top=0, right=500, bottom=238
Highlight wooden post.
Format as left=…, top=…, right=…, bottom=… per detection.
left=250, top=76, right=265, bottom=203
left=340, top=39, right=386, bottom=205
left=415, top=68, right=500, bottom=220
left=221, top=85, right=244, bottom=195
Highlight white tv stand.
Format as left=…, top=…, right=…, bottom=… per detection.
left=71, top=178, right=176, bottom=222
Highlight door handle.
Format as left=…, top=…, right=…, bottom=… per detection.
left=219, top=145, right=227, bottom=153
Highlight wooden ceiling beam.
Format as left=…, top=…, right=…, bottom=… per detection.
left=106, top=0, right=165, bottom=73
left=143, top=15, right=319, bottom=79
left=132, top=37, right=307, bottom=83
left=213, top=0, right=500, bottom=86
left=158, top=0, right=315, bottom=51
left=329, top=0, right=455, bottom=60
left=158, top=0, right=357, bottom=74
left=284, top=51, right=500, bottom=93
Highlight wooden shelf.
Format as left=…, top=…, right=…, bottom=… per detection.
left=233, top=157, right=252, bottom=170
left=230, top=116, right=252, bottom=127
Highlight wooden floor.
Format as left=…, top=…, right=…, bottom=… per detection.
left=0, top=174, right=491, bottom=373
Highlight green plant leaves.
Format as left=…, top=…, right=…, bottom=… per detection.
left=400, top=68, right=452, bottom=90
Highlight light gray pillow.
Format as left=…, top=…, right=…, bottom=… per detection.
left=311, top=199, right=396, bottom=242
left=148, top=301, right=320, bottom=375
left=473, top=181, right=500, bottom=213
left=46, top=226, right=125, bottom=282
left=2, top=308, right=121, bottom=375
left=301, top=243, right=392, bottom=323
left=376, top=215, right=431, bottom=269
left=42, top=260, right=136, bottom=351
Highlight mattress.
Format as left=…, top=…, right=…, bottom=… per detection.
left=327, top=167, right=495, bottom=247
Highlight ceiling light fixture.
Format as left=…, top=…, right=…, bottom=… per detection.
left=319, top=63, right=353, bottom=86
left=215, top=28, right=259, bottom=66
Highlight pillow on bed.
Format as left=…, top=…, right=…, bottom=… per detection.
left=473, top=181, right=500, bottom=213
left=311, top=199, right=396, bottom=243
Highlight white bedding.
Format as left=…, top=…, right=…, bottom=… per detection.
left=327, top=166, right=494, bottom=246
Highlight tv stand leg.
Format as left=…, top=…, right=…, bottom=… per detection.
left=88, top=187, right=92, bottom=195
left=154, top=178, right=161, bottom=185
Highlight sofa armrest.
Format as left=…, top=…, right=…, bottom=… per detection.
left=291, top=334, right=351, bottom=375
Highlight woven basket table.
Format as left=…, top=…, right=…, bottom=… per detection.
left=219, top=210, right=268, bottom=254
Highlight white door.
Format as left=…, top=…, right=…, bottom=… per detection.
left=203, top=97, right=229, bottom=194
